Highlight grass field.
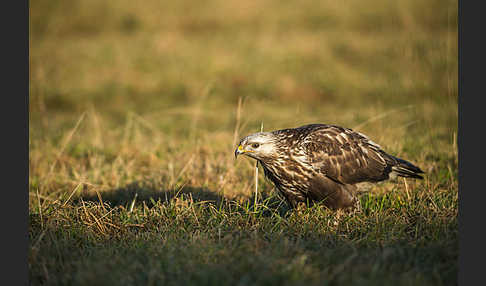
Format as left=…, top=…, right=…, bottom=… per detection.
left=29, top=0, right=458, bottom=285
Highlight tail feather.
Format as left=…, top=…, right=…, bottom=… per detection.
left=391, top=157, right=424, bottom=179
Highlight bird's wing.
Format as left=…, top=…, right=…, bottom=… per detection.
left=301, top=125, right=393, bottom=184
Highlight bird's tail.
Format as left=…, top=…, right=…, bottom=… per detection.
left=391, top=157, right=424, bottom=179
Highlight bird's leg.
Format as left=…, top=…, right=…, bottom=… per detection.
left=280, top=190, right=299, bottom=210
left=342, top=198, right=362, bottom=216
left=289, top=199, right=302, bottom=210
left=331, top=199, right=362, bottom=226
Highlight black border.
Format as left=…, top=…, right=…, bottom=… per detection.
left=5, top=0, right=29, bottom=285
left=458, top=0, right=481, bottom=285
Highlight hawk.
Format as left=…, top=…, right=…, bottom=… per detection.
left=235, top=124, right=424, bottom=210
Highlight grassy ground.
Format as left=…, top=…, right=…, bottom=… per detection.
left=29, top=0, right=458, bottom=285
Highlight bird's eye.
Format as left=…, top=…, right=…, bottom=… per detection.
left=251, top=143, right=260, bottom=148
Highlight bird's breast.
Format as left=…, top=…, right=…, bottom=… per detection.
left=260, top=159, right=314, bottom=192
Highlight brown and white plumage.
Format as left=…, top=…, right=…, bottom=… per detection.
left=235, top=124, right=424, bottom=210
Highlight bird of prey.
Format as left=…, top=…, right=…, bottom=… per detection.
left=235, top=124, right=424, bottom=210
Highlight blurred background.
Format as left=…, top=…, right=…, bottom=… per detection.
left=29, top=0, right=457, bottom=200
left=28, top=2, right=458, bottom=283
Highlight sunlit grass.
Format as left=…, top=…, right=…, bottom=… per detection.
left=29, top=0, right=457, bottom=285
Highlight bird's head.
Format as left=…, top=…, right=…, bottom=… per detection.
left=235, top=132, right=277, bottom=160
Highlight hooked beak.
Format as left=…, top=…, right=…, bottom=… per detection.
left=235, top=145, right=244, bottom=158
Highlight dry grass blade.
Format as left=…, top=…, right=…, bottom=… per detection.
left=29, top=193, right=57, bottom=202
left=129, top=193, right=138, bottom=213
left=130, top=111, right=162, bottom=136
left=46, top=112, right=86, bottom=181
left=36, top=188, right=43, bottom=229
left=169, top=155, right=195, bottom=188
left=88, top=211, right=107, bottom=234
left=94, top=188, right=107, bottom=212
left=352, top=105, right=413, bottom=130
left=63, top=183, right=83, bottom=207
left=403, top=178, right=411, bottom=201
left=254, top=121, right=264, bottom=209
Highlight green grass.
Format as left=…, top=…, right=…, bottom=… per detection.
left=29, top=0, right=458, bottom=285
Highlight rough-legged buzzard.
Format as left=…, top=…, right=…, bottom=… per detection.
left=235, top=124, right=424, bottom=210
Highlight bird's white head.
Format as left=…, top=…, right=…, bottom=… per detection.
left=235, top=132, right=277, bottom=160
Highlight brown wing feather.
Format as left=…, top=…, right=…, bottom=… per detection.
left=302, top=125, right=392, bottom=184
